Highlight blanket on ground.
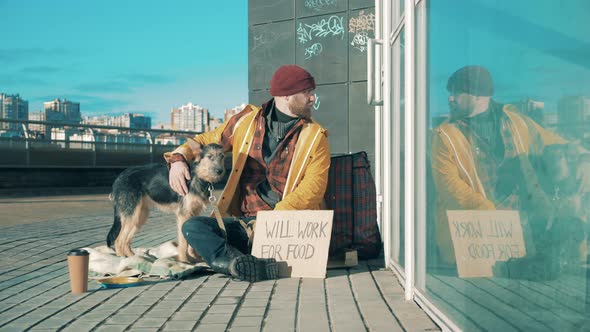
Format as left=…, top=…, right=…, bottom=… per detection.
left=83, top=241, right=209, bottom=279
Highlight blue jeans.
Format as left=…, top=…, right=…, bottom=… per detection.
left=181, top=216, right=254, bottom=264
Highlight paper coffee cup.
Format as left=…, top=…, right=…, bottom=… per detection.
left=67, top=249, right=89, bottom=294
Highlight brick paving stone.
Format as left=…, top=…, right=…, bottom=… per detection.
left=174, top=283, right=203, bottom=292
left=164, top=294, right=192, bottom=302
left=150, top=283, right=178, bottom=291
left=349, top=263, right=404, bottom=332
left=130, top=316, right=169, bottom=328
left=194, top=323, right=228, bottom=332
left=188, top=294, right=217, bottom=303
left=116, top=305, right=153, bottom=315
left=179, top=302, right=211, bottom=311
left=92, top=303, right=125, bottom=311
left=231, top=315, right=263, bottom=327
left=161, top=320, right=197, bottom=331
left=104, top=314, right=139, bottom=325
left=0, top=324, right=29, bottom=332
left=38, top=311, right=76, bottom=323
left=2, top=297, right=24, bottom=304
left=236, top=306, right=266, bottom=316
left=200, top=280, right=228, bottom=288
left=268, top=300, right=297, bottom=310
left=240, top=298, right=269, bottom=307
left=203, top=276, right=229, bottom=285
left=106, top=295, right=140, bottom=304
left=325, top=270, right=366, bottom=332
left=2, top=306, right=31, bottom=316
left=371, top=268, right=440, bottom=331
left=213, top=296, right=240, bottom=304
left=265, top=310, right=295, bottom=318
left=77, top=311, right=113, bottom=321
left=225, top=283, right=249, bottom=291
left=197, top=287, right=223, bottom=295
left=152, top=301, right=184, bottom=312
left=261, top=321, right=293, bottom=331
left=61, top=320, right=100, bottom=332
left=199, top=312, right=232, bottom=324
left=228, top=326, right=261, bottom=332
left=152, top=299, right=184, bottom=308
left=245, top=291, right=272, bottom=299
left=27, top=318, right=65, bottom=330
left=296, top=278, right=330, bottom=332
left=137, top=290, right=168, bottom=302
left=144, top=308, right=179, bottom=317
left=249, top=283, right=274, bottom=291
left=172, top=311, right=204, bottom=320
left=3, top=316, right=38, bottom=328
left=93, top=325, right=129, bottom=332
left=0, top=202, right=439, bottom=332
left=220, top=289, right=247, bottom=296
left=207, top=304, right=237, bottom=314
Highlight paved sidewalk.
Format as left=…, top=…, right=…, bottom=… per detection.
left=0, top=196, right=439, bottom=332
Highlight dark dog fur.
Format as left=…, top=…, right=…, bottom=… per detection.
left=495, top=144, right=589, bottom=267
left=106, top=140, right=226, bottom=262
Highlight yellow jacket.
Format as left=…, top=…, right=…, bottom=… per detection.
left=431, top=105, right=566, bottom=264
left=164, top=104, right=330, bottom=217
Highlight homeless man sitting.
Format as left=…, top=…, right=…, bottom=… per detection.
left=165, top=65, right=330, bottom=282
left=431, top=65, right=590, bottom=278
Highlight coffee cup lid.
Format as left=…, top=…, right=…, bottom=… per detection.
left=67, top=249, right=89, bottom=256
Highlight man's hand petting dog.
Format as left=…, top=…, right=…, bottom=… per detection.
left=170, top=161, right=190, bottom=196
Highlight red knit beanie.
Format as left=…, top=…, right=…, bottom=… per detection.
left=447, top=65, right=494, bottom=96
left=269, top=65, right=316, bottom=96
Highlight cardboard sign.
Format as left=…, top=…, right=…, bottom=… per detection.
left=447, top=210, right=526, bottom=278
left=251, top=210, right=334, bottom=278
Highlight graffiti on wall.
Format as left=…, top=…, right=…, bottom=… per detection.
left=297, top=15, right=345, bottom=60
left=250, top=29, right=286, bottom=88
left=313, top=93, right=321, bottom=110
left=304, top=0, right=338, bottom=12
left=304, top=43, right=324, bottom=59
left=251, top=30, right=283, bottom=61
left=349, top=10, right=375, bottom=52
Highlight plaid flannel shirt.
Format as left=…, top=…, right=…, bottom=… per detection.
left=240, top=105, right=304, bottom=217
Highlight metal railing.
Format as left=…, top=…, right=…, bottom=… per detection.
left=0, top=118, right=203, bottom=168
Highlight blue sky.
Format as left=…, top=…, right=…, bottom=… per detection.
left=428, top=0, right=590, bottom=118
left=0, top=0, right=248, bottom=125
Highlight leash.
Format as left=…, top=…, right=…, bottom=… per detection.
left=207, top=183, right=255, bottom=245
left=208, top=183, right=227, bottom=238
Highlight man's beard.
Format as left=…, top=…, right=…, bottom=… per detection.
left=449, top=102, right=470, bottom=119
left=290, top=102, right=312, bottom=119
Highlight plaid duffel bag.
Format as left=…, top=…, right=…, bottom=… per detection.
left=324, top=151, right=382, bottom=259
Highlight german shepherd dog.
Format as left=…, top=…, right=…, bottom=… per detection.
left=106, top=139, right=226, bottom=263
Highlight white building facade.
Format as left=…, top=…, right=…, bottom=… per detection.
left=171, top=102, right=209, bottom=132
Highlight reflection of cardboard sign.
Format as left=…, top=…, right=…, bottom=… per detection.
left=251, top=210, right=333, bottom=278
left=447, top=210, right=526, bottom=278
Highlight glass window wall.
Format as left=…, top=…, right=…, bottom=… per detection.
left=423, top=0, right=590, bottom=330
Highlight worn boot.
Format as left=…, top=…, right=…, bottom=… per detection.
left=210, top=246, right=278, bottom=282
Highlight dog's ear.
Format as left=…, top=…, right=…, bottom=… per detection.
left=183, top=136, right=203, bottom=161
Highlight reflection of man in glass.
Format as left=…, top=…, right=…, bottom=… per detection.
left=430, top=65, right=575, bottom=265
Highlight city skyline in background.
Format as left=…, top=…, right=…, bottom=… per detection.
left=0, top=0, right=248, bottom=125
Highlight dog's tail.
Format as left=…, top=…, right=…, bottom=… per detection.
left=106, top=206, right=121, bottom=249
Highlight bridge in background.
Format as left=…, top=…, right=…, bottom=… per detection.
left=0, top=118, right=207, bottom=190
left=0, top=118, right=202, bottom=168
